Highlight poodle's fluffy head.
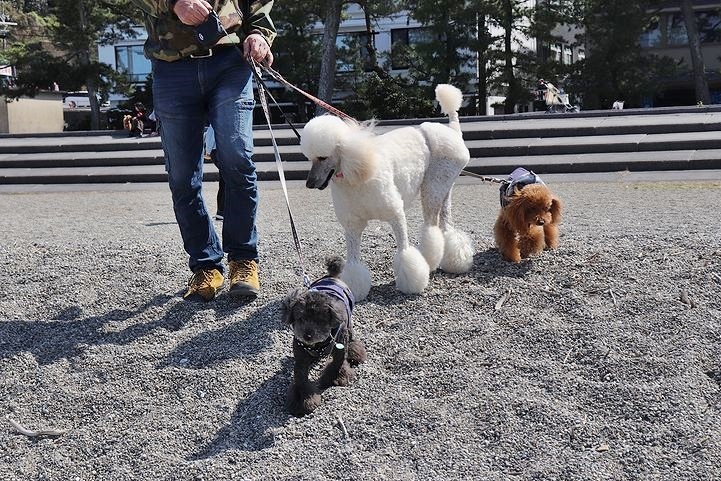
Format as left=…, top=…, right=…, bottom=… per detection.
left=505, top=184, right=562, bottom=230
left=280, top=257, right=350, bottom=345
left=300, top=115, right=378, bottom=189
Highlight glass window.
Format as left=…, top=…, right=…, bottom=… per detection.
left=115, top=45, right=151, bottom=83
left=698, top=10, right=721, bottom=43
left=550, top=43, right=562, bottom=62
left=577, top=49, right=585, bottom=61
left=563, top=46, right=573, bottom=65
left=336, top=32, right=372, bottom=73
left=668, top=13, right=688, bottom=46
left=390, top=27, right=434, bottom=69
left=640, top=18, right=662, bottom=47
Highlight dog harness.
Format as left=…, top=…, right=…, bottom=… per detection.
left=499, top=167, right=546, bottom=207
left=296, top=276, right=355, bottom=358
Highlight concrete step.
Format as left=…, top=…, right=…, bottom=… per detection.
left=3, top=129, right=720, bottom=169
left=2, top=111, right=721, bottom=154
left=2, top=149, right=719, bottom=185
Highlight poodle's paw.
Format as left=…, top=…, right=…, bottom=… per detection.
left=341, top=261, right=371, bottom=301
left=393, top=247, right=430, bottom=294
left=319, top=360, right=356, bottom=388
left=286, top=382, right=321, bottom=417
left=499, top=245, right=522, bottom=263
left=419, top=224, right=445, bottom=271
left=440, top=228, right=474, bottom=273
left=347, top=340, right=367, bottom=366
left=333, top=361, right=356, bottom=387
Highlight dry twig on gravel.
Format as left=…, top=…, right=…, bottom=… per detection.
left=6, top=415, right=69, bottom=438
left=495, top=288, right=512, bottom=311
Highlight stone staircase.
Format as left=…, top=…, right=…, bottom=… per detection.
left=1, top=106, right=720, bottom=185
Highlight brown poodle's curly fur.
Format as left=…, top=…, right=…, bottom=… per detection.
left=494, top=183, right=562, bottom=262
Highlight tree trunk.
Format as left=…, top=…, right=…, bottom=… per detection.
left=316, top=0, right=343, bottom=116
left=361, top=2, right=388, bottom=79
left=477, top=12, right=490, bottom=115
left=78, top=1, right=100, bottom=129
left=680, top=0, right=710, bottom=104
left=502, top=0, right=517, bottom=114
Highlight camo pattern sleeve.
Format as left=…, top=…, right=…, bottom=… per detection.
left=245, top=0, right=276, bottom=47
left=137, top=0, right=276, bottom=62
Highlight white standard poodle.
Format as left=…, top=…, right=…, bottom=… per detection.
left=300, top=84, right=474, bottom=300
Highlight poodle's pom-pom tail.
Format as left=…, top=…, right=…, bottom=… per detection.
left=435, top=84, right=463, bottom=116
left=325, top=256, right=345, bottom=278
left=341, top=261, right=372, bottom=301
left=393, top=247, right=430, bottom=294
left=440, top=228, right=475, bottom=274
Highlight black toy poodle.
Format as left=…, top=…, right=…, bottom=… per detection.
left=280, top=257, right=367, bottom=417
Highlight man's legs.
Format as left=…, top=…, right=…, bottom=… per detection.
left=206, top=50, right=258, bottom=263
left=206, top=49, right=260, bottom=296
left=152, top=58, right=224, bottom=275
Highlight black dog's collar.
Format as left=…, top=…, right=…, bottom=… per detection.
left=295, top=323, right=344, bottom=359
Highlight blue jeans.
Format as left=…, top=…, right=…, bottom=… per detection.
left=152, top=47, right=258, bottom=273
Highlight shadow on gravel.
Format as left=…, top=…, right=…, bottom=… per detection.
left=160, top=300, right=284, bottom=368
left=470, top=248, right=532, bottom=283
left=190, top=357, right=293, bottom=459
left=0, top=294, right=178, bottom=364
left=364, top=282, right=423, bottom=306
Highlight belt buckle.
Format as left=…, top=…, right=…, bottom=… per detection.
left=190, top=48, right=213, bottom=59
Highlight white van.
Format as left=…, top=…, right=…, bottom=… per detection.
left=63, top=92, right=109, bottom=109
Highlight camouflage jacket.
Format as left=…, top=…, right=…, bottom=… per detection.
left=132, top=0, right=276, bottom=62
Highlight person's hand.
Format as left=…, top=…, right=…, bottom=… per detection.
left=173, top=0, right=212, bottom=26
left=244, top=33, right=273, bottom=66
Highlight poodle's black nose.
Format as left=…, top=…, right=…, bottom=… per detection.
left=304, top=333, right=313, bottom=341
left=537, top=219, right=545, bottom=226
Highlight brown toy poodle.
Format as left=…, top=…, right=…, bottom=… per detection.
left=494, top=168, right=562, bottom=263
left=280, top=257, right=367, bottom=417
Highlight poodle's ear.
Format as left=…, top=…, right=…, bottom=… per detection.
left=337, top=133, right=379, bottom=185
left=280, top=288, right=305, bottom=325
left=550, top=196, right=562, bottom=224
left=505, top=188, right=532, bottom=231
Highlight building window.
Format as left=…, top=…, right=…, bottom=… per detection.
left=550, top=43, right=562, bottom=62
left=667, top=12, right=688, bottom=46
left=563, top=46, right=573, bottom=65
left=640, top=18, right=662, bottom=47
left=698, top=11, right=721, bottom=43
left=335, top=32, right=372, bottom=72
left=390, top=27, right=434, bottom=69
left=577, top=49, right=585, bottom=61
left=115, top=45, right=151, bottom=83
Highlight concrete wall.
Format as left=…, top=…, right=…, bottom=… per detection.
left=0, top=92, right=64, bottom=134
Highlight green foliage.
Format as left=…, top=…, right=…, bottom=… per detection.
left=0, top=0, right=139, bottom=129
left=567, top=0, right=676, bottom=109
left=271, top=1, right=323, bottom=121
left=341, top=72, right=435, bottom=119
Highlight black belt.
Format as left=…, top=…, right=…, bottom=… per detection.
left=188, top=44, right=236, bottom=59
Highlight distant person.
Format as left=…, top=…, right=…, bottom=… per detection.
left=127, top=102, right=148, bottom=137
left=148, top=110, right=160, bottom=135
left=204, top=125, right=224, bottom=221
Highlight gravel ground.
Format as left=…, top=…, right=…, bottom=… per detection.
left=1, top=178, right=720, bottom=481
